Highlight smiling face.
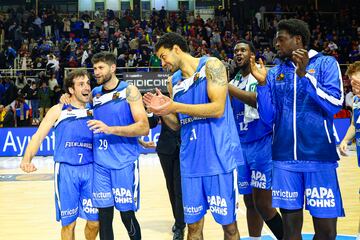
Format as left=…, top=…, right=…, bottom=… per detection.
left=69, top=75, right=91, bottom=104
left=156, top=46, right=181, bottom=73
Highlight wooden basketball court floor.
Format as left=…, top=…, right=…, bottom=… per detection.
left=0, top=152, right=358, bottom=240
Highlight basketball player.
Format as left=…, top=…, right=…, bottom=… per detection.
left=251, top=19, right=344, bottom=240
left=339, top=61, right=360, bottom=160
left=88, top=52, right=149, bottom=240
left=143, top=32, right=243, bottom=240
left=339, top=61, right=360, bottom=240
left=20, top=69, right=99, bottom=240
left=229, top=40, right=283, bottom=239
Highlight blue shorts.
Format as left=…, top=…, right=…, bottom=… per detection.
left=238, top=134, right=273, bottom=194
left=54, top=162, right=99, bottom=226
left=272, top=166, right=345, bottom=218
left=92, top=160, right=140, bottom=211
left=182, top=169, right=239, bottom=225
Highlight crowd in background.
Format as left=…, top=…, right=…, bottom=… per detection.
left=0, top=2, right=359, bottom=127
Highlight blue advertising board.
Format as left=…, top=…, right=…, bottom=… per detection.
left=0, top=118, right=352, bottom=157
left=0, top=126, right=161, bottom=157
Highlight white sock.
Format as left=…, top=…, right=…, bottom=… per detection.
left=250, top=237, right=261, bottom=240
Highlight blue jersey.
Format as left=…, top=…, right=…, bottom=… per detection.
left=353, top=96, right=360, bottom=167
left=229, top=72, right=272, bottom=143
left=172, top=57, right=243, bottom=177
left=92, top=81, right=140, bottom=170
left=257, top=49, right=343, bottom=168
left=54, top=105, right=93, bottom=165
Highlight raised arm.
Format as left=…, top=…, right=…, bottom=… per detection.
left=20, top=104, right=62, bottom=172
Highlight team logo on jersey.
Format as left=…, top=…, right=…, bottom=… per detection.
left=308, top=69, right=316, bottom=74
left=276, top=73, right=285, bottom=81
left=87, top=109, right=93, bottom=117
left=193, top=72, right=200, bottom=82
left=112, top=92, right=120, bottom=99
left=95, top=93, right=101, bottom=98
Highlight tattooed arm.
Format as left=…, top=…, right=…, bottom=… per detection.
left=144, top=58, right=228, bottom=119
left=170, top=57, right=228, bottom=118
left=88, top=85, right=149, bottom=136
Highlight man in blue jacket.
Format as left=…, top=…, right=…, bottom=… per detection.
left=251, top=19, right=344, bottom=240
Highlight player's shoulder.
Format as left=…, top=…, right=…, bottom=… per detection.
left=125, top=84, right=141, bottom=102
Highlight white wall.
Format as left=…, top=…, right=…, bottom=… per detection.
left=167, top=0, right=178, bottom=10
left=151, top=0, right=166, bottom=10
left=79, top=0, right=94, bottom=11
left=106, top=0, right=121, bottom=11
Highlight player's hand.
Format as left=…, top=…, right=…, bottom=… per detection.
left=87, top=120, right=111, bottom=134
left=59, top=93, right=71, bottom=105
left=20, top=160, right=37, bottom=173
left=139, top=140, right=156, bottom=149
left=339, top=141, right=348, bottom=156
left=292, top=49, right=309, bottom=77
left=143, top=88, right=173, bottom=116
left=250, top=56, right=267, bottom=85
left=351, top=76, right=360, bottom=97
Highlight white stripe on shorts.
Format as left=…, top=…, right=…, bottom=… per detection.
left=233, top=168, right=239, bottom=218
left=133, top=160, right=140, bottom=209
left=54, top=162, right=61, bottom=210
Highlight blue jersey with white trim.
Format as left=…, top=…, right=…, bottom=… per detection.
left=172, top=57, right=243, bottom=177
left=353, top=96, right=360, bottom=167
left=54, top=105, right=93, bottom=165
left=257, top=49, right=343, bottom=165
left=92, top=81, right=140, bottom=170
left=229, top=72, right=272, bottom=143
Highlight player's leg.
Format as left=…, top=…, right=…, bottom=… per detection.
left=112, top=160, right=141, bottom=240
left=92, top=163, right=116, bottom=240
left=80, top=163, right=99, bottom=240
left=98, top=207, right=114, bottom=240
left=222, top=221, right=240, bottom=240
left=243, top=193, right=263, bottom=238
left=85, top=220, right=99, bottom=240
left=312, top=217, right=337, bottom=240
left=181, top=176, right=207, bottom=240
left=304, top=168, right=344, bottom=240
left=248, top=135, right=283, bottom=239
left=206, top=169, right=240, bottom=240
left=280, top=208, right=303, bottom=240
left=61, top=221, right=76, bottom=240
left=172, top=152, right=185, bottom=239
left=120, top=210, right=141, bottom=240
left=238, top=153, right=263, bottom=238
left=158, top=151, right=185, bottom=236
left=55, top=163, right=81, bottom=240
left=272, top=167, right=304, bottom=240
left=187, top=217, right=205, bottom=240
left=253, top=189, right=283, bottom=239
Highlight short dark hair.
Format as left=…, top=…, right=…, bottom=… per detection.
left=277, top=18, right=310, bottom=47
left=155, top=32, right=189, bottom=53
left=64, top=69, right=89, bottom=94
left=91, top=51, right=117, bottom=66
left=236, top=40, right=256, bottom=54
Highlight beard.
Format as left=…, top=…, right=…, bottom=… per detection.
left=97, top=72, right=112, bottom=85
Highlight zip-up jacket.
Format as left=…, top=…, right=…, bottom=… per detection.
left=257, top=49, right=343, bottom=162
